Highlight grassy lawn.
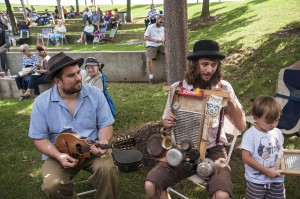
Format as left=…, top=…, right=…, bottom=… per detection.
left=1, top=0, right=300, bottom=198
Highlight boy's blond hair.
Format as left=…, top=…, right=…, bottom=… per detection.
left=252, top=96, right=282, bottom=123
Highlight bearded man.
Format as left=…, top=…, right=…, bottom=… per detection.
left=145, top=40, right=246, bottom=199
left=28, top=52, right=118, bottom=199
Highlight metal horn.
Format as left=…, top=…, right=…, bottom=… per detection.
left=162, top=136, right=173, bottom=150
left=160, top=127, right=173, bottom=150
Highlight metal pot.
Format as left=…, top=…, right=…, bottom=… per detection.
left=196, top=158, right=216, bottom=179
left=166, top=148, right=186, bottom=167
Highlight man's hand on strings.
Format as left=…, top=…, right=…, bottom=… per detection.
left=57, top=153, right=78, bottom=168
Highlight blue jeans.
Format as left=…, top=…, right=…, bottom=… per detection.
left=15, top=75, right=31, bottom=90
left=82, top=14, right=89, bottom=23
left=28, top=74, right=48, bottom=95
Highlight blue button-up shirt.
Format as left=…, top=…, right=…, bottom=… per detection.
left=90, top=13, right=100, bottom=24
left=28, top=84, right=114, bottom=159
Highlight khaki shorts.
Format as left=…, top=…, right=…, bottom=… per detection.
left=146, top=45, right=165, bottom=60
left=145, top=145, right=233, bottom=197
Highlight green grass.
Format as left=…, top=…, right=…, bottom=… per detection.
left=1, top=0, right=300, bottom=198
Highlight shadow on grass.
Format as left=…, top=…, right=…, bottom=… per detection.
left=225, top=22, right=300, bottom=113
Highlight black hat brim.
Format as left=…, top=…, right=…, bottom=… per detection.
left=187, top=51, right=225, bottom=60
left=45, top=58, right=84, bottom=82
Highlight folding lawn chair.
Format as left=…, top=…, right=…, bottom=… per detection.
left=60, top=33, right=68, bottom=45
left=275, top=60, right=300, bottom=135
left=101, top=27, right=118, bottom=43
left=36, top=28, right=52, bottom=45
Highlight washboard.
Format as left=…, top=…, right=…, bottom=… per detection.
left=166, top=86, right=229, bottom=159
left=280, top=149, right=300, bottom=176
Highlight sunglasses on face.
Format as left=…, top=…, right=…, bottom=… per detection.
left=20, top=50, right=26, bottom=53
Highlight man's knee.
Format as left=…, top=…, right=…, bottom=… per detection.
left=145, top=180, right=157, bottom=197
left=211, top=190, right=230, bottom=199
left=42, top=178, right=68, bottom=197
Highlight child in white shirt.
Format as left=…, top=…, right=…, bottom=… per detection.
left=241, top=96, right=285, bottom=199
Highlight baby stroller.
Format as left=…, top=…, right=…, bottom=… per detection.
left=275, top=60, right=300, bottom=135
left=93, top=25, right=107, bottom=44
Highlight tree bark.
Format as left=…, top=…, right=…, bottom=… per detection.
left=201, top=0, right=210, bottom=19
left=126, top=0, right=132, bottom=22
left=19, top=0, right=27, bottom=21
left=5, top=0, right=17, bottom=34
left=164, top=0, right=189, bottom=85
left=56, top=0, right=64, bottom=22
left=76, top=0, right=79, bottom=14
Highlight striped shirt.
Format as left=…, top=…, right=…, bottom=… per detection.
left=22, top=53, right=39, bottom=71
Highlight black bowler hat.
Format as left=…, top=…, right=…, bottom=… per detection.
left=45, top=52, right=84, bottom=82
left=187, top=40, right=225, bottom=60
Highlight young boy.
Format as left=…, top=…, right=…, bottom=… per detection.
left=241, top=96, right=285, bottom=199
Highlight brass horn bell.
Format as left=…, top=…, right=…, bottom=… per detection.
left=160, top=127, right=173, bottom=150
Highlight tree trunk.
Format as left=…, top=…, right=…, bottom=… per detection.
left=76, top=0, right=79, bottom=14
left=126, top=0, right=132, bottom=22
left=5, top=0, right=17, bottom=34
left=19, top=0, right=27, bottom=20
left=56, top=0, right=64, bottom=22
left=111, top=0, right=114, bottom=5
left=164, top=0, right=188, bottom=85
left=200, top=0, right=210, bottom=19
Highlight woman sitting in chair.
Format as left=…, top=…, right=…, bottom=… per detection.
left=76, top=20, right=94, bottom=45
left=83, top=57, right=104, bottom=91
left=50, top=19, right=66, bottom=46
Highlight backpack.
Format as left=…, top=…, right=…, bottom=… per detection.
left=102, top=75, right=116, bottom=117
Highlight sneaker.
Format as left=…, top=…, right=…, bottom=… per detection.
left=85, top=42, right=87, bottom=45
left=76, top=39, right=82, bottom=43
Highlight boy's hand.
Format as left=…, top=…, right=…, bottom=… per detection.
left=266, top=167, right=281, bottom=178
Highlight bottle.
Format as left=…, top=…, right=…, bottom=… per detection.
left=7, top=69, right=11, bottom=77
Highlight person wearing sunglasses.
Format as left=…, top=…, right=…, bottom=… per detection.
left=144, top=15, right=165, bottom=83
left=20, top=44, right=51, bottom=99
left=15, top=44, right=39, bottom=100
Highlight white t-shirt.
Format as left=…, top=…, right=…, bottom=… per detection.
left=83, top=10, right=93, bottom=17
left=241, top=126, right=284, bottom=184
left=84, top=25, right=94, bottom=34
left=54, top=25, right=66, bottom=34
left=144, top=23, right=164, bottom=47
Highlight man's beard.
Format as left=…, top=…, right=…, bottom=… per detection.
left=193, top=74, right=217, bottom=90
left=62, top=82, right=82, bottom=95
